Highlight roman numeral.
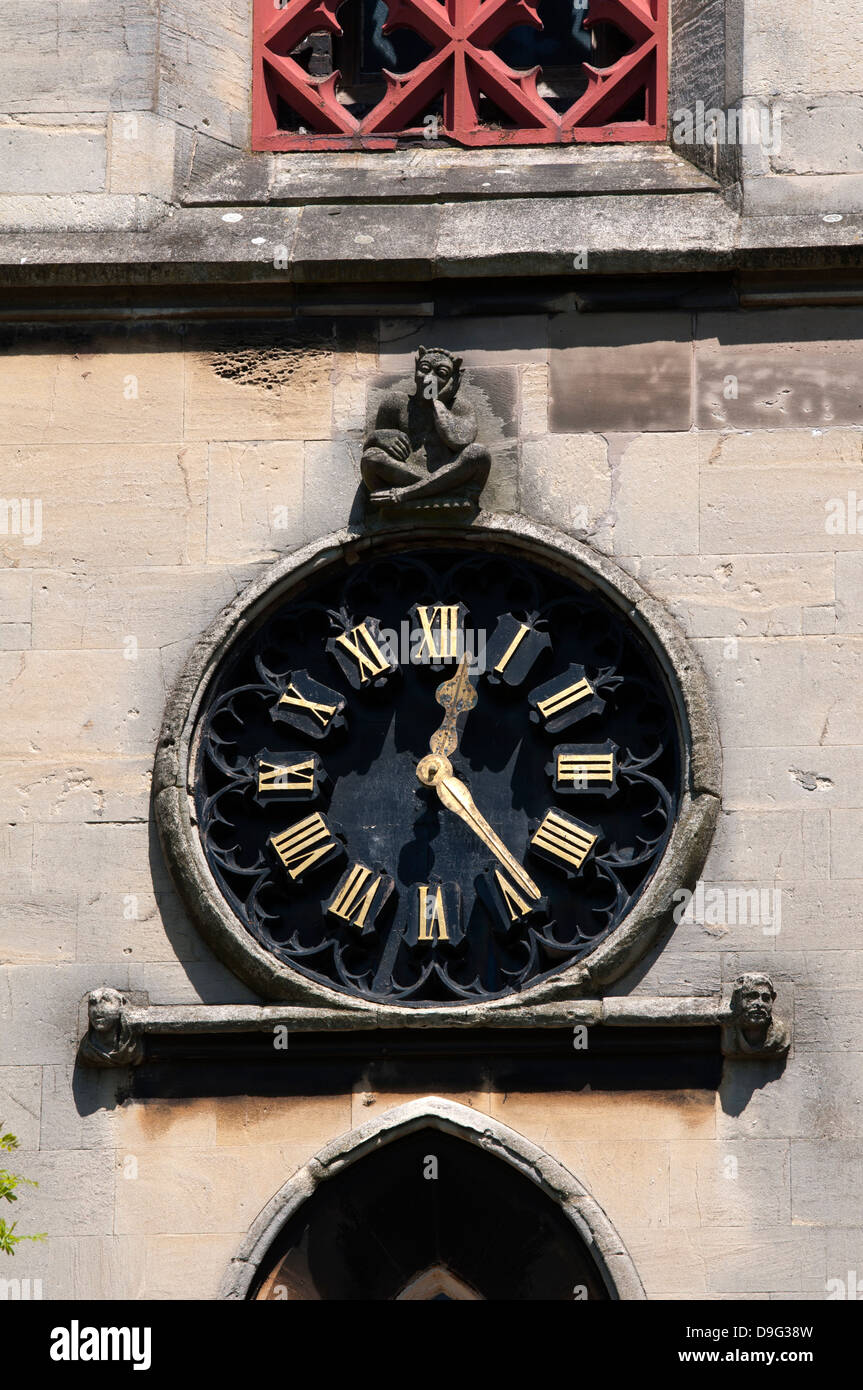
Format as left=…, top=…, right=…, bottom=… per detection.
left=273, top=671, right=346, bottom=741
left=331, top=619, right=395, bottom=688
left=494, top=622, right=530, bottom=675
left=258, top=758, right=316, bottom=795
left=417, top=882, right=450, bottom=941
left=270, top=813, right=340, bottom=881
left=537, top=677, right=594, bottom=720
left=556, top=752, right=614, bottom=786
left=494, top=869, right=533, bottom=922
left=279, top=684, right=337, bottom=728
left=530, top=810, right=597, bottom=872
left=327, top=862, right=392, bottom=931
left=414, top=604, right=462, bottom=662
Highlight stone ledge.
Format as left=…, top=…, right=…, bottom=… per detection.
left=0, top=197, right=860, bottom=284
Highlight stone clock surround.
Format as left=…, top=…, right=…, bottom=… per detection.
left=151, top=511, right=722, bottom=1021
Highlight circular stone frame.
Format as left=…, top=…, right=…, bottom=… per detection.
left=154, top=514, right=720, bottom=1016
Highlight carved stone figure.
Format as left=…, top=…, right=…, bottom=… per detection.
left=721, top=972, right=790, bottom=1059
left=79, top=987, right=143, bottom=1068
left=361, top=346, right=491, bottom=516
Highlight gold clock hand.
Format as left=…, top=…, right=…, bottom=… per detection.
left=416, top=753, right=542, bottom=902
left=428, top=653, right=478, bottom=759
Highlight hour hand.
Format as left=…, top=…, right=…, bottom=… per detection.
left=429, top=653, right=477, bottom=759
left=416, top=754, right=541, bottom=903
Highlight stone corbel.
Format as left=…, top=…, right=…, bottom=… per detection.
left=78, top=972, right=790, bottom=1067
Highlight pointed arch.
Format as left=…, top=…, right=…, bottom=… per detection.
left=220, top=1096, right=645, bottom=1300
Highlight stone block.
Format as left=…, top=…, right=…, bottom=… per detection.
left=0, top=125, right=106, bottom=195
left=0, top=2, right=158, bottom=116
left=107, top=112, right=175, bottom=199
left=39, top=1064, right=119, bottom=1150
left=631, top=553, right=835, bottom=637
left=1, top=651, right=164, bottom=759
left=791, top=1142, right=863, bottom=1226
left=669, top=1139, right=791, bottom=1228
left=549, top=312, right=693, bottom=433
left=142, top=1233, right=239, bottom=1299
left=380, top=316, right=548, bottom=369
left=0, top=443, right=207, bottom=568
left=159, top=0, right=250, bottom=147
left=488, top=1089, right=716, bottom=1143
left=702, top=464, right=862, bottom=554
left=521, top=363, right=549, bottom=437
left=700, top=1226, right=827, bottom=1295
left=78, top=886, right=210, bottom=966
left=11, top=1148, right=115, bottom=1237
left=692, top=636, right=863, bottom=746
left=550, top=1138, right=670, bottom=1230
left=206, top=442, right=306, bottom=564
left=613, top=433, right=700, bottom=556
left=745, top=173, right=863, bottom=216
left=742, top=0, right=812, bottom=96
left=703, top=808, right=829, bottom=882
left=213, top=1095, right=351, bottom=1149
left=0, top=336, right=184, bottom=445
left=114, top=1143, right=316, bottom=1236
left=836, top=552, right=863, bottom=633
left=0, top=964, right=130, bottom=1066
left=719, top=1052, right=863, bottom=1141
left=771, top=97, right=863, bottom=176
left=520, top=435, right=611, bottom=540
left=795, top=989, right=863, bottom=1050
left=0, top=890, right=76, bottom=965
left=121, top=1099, right=218, bottom=1150
left=0, top=193, right=141, bottom=233
left=696, top=310, right=863, bottom=430
left=0, top=1066, right=42, bottom=1150
left=124, top=960, right=261, bottom=1006
left=722, top=745, right=862, bottom=810
left=0, top=623, right=30, bottom=650
left=0, top=756, right=151, bottom=824
left=831, top=810, right=863, bottom=878
left=183, top=332, right=333, bottom=443
left=0, top=567, right=32, bottom=622
left=811, top=1, right=863, bottom=93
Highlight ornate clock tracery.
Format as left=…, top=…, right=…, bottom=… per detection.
left=187, top=542, right=686, bottom=1007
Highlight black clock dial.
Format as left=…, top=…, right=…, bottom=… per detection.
left=193, top=546, right=681, bottom=1006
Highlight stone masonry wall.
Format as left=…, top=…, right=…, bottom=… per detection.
left=1, top=308, right=861, bottom=1299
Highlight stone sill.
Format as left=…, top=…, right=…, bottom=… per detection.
left=180, top=136, right=719, bottom=207
left=0, top=194, right=860, bottom=286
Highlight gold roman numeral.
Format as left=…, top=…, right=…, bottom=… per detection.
left=417, top=883, right=450, bottom=942
left=537, top=678, right=594, bottom=720
left=531, top=811, right=597, bottom=870
left=328, top=863, right=385, bottom=930
left=493, top=868, right=533, bottom=922
left=334, top=623, right=392, bottom=685
left=494, top=622, right=530, bottom=675
left=278, top=683, right=337, bottom=728
left=416, top=605, right=460, bottom=661
left=556, top=752, right=615, bottom=786
left=258, top=758, right=316, bottom=795
left=271, top=813, right=336, bottom=880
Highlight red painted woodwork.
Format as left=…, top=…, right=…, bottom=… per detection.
left=253, top=0, right=668, bottom=150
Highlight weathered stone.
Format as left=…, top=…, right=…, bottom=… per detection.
left=613, top=434, right=700, bottom=556
left=722, top=745, right=862, bottom=810
left=549, top=313, right=693, bottom=434
left=183, top=334, right=333, bottom=443
left=831, top=810, right=863, bottom=879
left=696, top=310, right=863, bottom=430
left=704, top=807, right=829, bottom=881
left=771, top=97, right=863, bottom=177
left=0, top=443, right=207, bottom=569
left=520, top=435, right=611, bottom=540
left=0, top=124, right=106, bottom=195
left=836, top=552, right=863, bottom=633
left=380, top=316, right=548, bottom=369
left=631, top=552, right=835, bottom=637
left=1, top=651, right=164, bottom=758
left=669, top=1139, right=791, bottom=1228
left=0, top=1065, right=42, bottom=1150
left=0, top=335, right=184, bottom=445
left=107, top=112, right=175, bottom=199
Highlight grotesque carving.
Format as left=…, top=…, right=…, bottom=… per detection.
left=721, top=973, right=790, bottom=1059
left=361, top=347, right=491, bottom=516
left=79, top=987, right=143, bottom=1068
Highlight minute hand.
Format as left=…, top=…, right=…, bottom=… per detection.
left=434, top=771, right=542, bottom=903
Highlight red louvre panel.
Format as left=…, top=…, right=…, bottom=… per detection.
left=253, top=0, right=668, bottom=151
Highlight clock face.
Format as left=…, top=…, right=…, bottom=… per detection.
left=193, top=545, right=681, bottom=1006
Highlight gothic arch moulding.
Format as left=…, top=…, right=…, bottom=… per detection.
left=219, top=1096, right=647, bottom=1300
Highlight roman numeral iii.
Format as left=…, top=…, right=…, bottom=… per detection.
left=530, top=809, right=598, bottom=874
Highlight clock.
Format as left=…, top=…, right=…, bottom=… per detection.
left=184, top=537, right=686, bottom=1006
